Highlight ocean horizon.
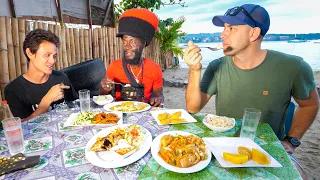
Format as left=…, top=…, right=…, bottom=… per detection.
left=178, top=41, right=320, bottom=71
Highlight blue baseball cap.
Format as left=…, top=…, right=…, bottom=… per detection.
left=212, top=4, right=270, bottom=36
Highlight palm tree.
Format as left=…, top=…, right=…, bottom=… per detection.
left=155, top=17, right=186, bottom=69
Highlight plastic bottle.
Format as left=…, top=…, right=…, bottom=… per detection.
left=1, top=100, right=14, bottom=130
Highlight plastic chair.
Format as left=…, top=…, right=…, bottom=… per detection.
left=60, top=58, right=106, bottom=97
left=284, top=101, right=296, bottom=136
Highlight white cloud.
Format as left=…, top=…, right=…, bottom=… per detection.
left=114, top=0, right=320, bottom=34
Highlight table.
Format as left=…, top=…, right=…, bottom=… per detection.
left=0, top=105, right=302, bottom=180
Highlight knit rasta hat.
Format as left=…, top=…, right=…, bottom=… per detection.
left=116, top=8, right=159, bottom=46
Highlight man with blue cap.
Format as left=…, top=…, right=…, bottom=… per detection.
left=184, top=4, right=317, bottom=179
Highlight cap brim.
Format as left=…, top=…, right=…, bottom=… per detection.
left=212, top=15, right=247, bottom=27
left=116, top=33, right=123, bottom=38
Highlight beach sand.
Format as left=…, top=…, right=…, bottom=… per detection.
left=163, top=68, right=320, bottom=179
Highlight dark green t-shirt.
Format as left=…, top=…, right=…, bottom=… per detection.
left=200, top=50, right=315, bottom=137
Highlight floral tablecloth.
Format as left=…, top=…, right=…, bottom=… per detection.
left=0, top=106, right=301, bottom=180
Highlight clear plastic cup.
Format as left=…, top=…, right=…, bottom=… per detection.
left=79, top=89, right=90, bottom=112
left=240, top=108, right=261, bottom=140
left=2, top=117, right=25, bottom=155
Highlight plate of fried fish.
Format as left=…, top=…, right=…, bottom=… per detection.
left=85, top=124, right=152, bottom=168
left=151, top=131, right=211, bottom=173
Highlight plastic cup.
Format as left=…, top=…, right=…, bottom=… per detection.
left=240, top=108, right=261, bottom=140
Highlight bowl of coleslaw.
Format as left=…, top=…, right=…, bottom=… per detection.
left=93, top=95, right=114, bottom=106
left=203, top=114, right=235, bottom=132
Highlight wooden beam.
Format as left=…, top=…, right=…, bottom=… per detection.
left=9, top=0, right=16, bottom=18
left=87, top=0, right=94, bottom=59
left=102, top=0, right=113, bottom=27
left=55, top=0, right=64, bottom=28
left=87, top=0, right=92, bottom=29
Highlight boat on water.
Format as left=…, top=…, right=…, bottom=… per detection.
left=312, top=40, right=320, bottom=44
left=287, top=39, right=308, bottom=43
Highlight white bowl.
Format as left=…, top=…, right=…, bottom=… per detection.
left=93, top=95, right=114, bottom=106
left=203, top=114, right=235, bottom=132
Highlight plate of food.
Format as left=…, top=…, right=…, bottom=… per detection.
left=85, top=124, right=152, bottom=168
left=202, top=137, right=282, bottom=168
left=203, top=114, right=235, bottom=132
left=150, top=109, right=197, bottom=125
left=103, top=101, right=151, bottom=113
left=64, top=111, right=123, bottom=127
left=93, top=95, right=114, bottom=106
left=151, top=131, right=211, bottom=173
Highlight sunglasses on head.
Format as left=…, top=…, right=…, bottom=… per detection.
left=225, top=6, right=257, bottom=27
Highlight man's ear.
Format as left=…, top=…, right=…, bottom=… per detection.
left=26, top=48, right=35, bottom=60
left=250, top=27, right=261, bottom=42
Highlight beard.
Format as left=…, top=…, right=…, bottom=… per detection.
left=123, top=49, right=143, bottom=65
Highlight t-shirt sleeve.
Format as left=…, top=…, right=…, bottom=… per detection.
left=153, top=65, right=163, bottom=90
left=106, top=61, right=116, bottom=80
left=4, top=87, right=31, bottom=119
left=292, top=59, right=316, bottom=100
left=200, top=59, right=221, bottom=96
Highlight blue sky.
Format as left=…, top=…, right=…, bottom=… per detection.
left=115, top=0, right=319, bottom=34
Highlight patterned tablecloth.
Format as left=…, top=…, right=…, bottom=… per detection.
left=0, top=105, right=302, bottom=180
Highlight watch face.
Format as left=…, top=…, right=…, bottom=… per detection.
left=289, top=137, right=301, bottom=147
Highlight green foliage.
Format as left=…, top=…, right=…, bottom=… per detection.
left=155, top=17, right=186, bottom=56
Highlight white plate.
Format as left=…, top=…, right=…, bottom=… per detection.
left=64, top=111, right=123, bottom=127
left=202, top=137, right=282, bottom=168
left=85, top=124, right=152, bottom=168
left=203, top=114, right=235, bottom=132
left=103, top=101, right=151, bottom=113
left=93, top=95, right=114, bottom=106
left=150, top=109, right=197, bottom=125
left=151, top=131, right=212, bottom=173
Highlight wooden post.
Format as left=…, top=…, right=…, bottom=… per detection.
left=61, top=27, right=68, bottom=68
left=105, top=27, right=110, bottom=65
left=48, top=24, right=54, bottom=33
left=25, top=21, right=32, bottom=34
left=12, top=18, right=21, bottom=76
left=84, top=29, right=90, bottom=60
left=79, top=29, right=85, bottom=62
left=18, top=19, right=27, bottom=74
left=114, top=26, right=118, bottom=60
left=74, top=28, right=80, bottom=64
left=65, top=28, right=71, bottom=66
left=93, top=28, right=98, bottom=58
left=53, top=25, right=60, bottom=70
left=98, top=28, right=103, bottom=61
left=108, top=27, right=114, bottom=62
left=69, top=28, right=76, bottom=65
left=57, top=26, right=63, bottom=69
left=0, top=17, right=9, bottom=85
left=1, top=84, right=6, bottom=101
left=102, top=27, right=106, bottom=65
left=89, top=29, right=92, bottom=59
left=5, top=17, right=16, bottom=80
left=41, top=22, right=47, bottom=30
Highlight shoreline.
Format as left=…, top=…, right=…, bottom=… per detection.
left=163, top=67, right=320, bottom=179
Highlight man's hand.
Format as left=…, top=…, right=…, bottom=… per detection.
left=183, top=40, right=202, bottom=71
left=100, top=76, right=114, bottom=94
left=43, top=83, right=70, bottom=104
left=150, top=95, right=164, bottom=107
left=281, top=140, right=295, bottom=154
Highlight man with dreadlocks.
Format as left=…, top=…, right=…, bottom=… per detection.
left=100, top=8, right=164, bottom=107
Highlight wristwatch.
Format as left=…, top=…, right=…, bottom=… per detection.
left=286, top=136, right=301, bottom=147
